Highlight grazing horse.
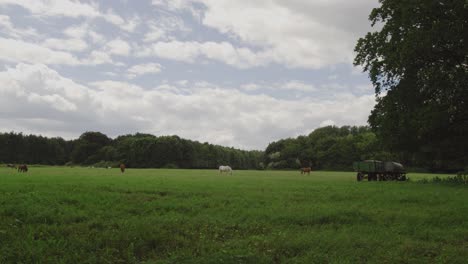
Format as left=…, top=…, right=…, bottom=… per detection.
left=120, top=163, right=126, bottom=173
left=17, top=164, right=28, bottom=173
left=219, top=165, right=232, bottom=175
left=301, top=167, right=312, bottom=174
left=6, top=164, right=16, bottom=169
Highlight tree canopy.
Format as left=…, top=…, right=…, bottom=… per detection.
left=263, top=126, right=396, bottom=171
left=0, top=124, right=459, bottom=172
left=0, top=132, right=263, bottom=170
left=354, top=0, right=468, bottom=171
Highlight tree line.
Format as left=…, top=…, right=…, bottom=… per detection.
left=1, top=125, right=464, bottom=172
left=264, top=126, right=465, bottom=172
left=264, top=126, right=391, bottom=171
left=0, top=132, right=263, bottom=169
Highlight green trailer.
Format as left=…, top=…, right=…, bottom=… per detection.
left=353, top=160, right=406, bottom=181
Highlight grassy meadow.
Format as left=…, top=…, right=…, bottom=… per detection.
left=0, top=167, right=467, bottom=263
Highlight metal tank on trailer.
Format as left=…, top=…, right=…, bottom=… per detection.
left=353, top=160, right=407, bottom=181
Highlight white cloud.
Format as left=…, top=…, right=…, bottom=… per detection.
left=120, top=16, right=141, bottom=33
left=63, top=23, right=106, bottom=44
left=42, top=38, right=88, bottom=52
left=89, top=30, right=105, bottom=44
left=282, top=81, right=316, bottom=92
left=0, top=38, right=81, bottom=65
left=151, top=0, right=202, bottom=19
left=151, top=0, right=192, bottom=10
left=0, top=63, right=88, bottom=113
left=240, top=80, right=316, bottom=92
left=0, top=37, right=118, bottom=66
left=0, top=0, right=101, bottom=18
left=27, top=93, right=77, bottom=112
left=126, top=63, right=162, bottom=79
left=144, top=16, right=190, bottom=42
left=175, top=80, right=189, bottom=86
left=0, top=0, right=139, bottom=32
left=106, top=38, right=131, bottom=56
left=184, top=0, right=379, bottom=68
left=240, top=83, right=261, bottom=91
left=101, top=9, right=140, bottom=32
left=144, top=26, right=166, bottom=43
left=101, top=9, right=125, bottom=26
left=63, top=24, right=89, bottom=39
left=0, top=63, right=375, bottom=149
left=139, top=0, right=378, bottom=69
left=103, top=71, right=118, bottom=77
left=320, top=119, right=336, bottom=127
left=0, top=15, right=38, bottom=39
left=83, top=51, right=113, bottom=65
left=138, top=40, right=271, bottom=68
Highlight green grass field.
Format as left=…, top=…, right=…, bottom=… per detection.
left=0, top=167, right=467, bottom=263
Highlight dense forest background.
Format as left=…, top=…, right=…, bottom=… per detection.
left=1, top=125, right=464, bottom=172
left=0, top=131, right=262, bottom=170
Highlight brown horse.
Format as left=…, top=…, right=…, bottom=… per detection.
left=120, top=163, right=126, bottom=173
left=17, top=164, right=28, bottom=173
left=300, top=167, right=312, bottom=174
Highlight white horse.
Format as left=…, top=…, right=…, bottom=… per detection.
left=219, top=165, right=232, bottom=175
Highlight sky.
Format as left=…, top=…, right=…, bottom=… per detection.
left=0, top=0, right=380, bottom=150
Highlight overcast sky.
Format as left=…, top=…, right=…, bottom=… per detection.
left=0, top=0, right=379, bottom=150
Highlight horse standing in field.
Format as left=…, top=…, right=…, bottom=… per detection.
left=17, top=164, right=28, bottom=173
left=120, top=164, right=126, bottom=173
left=6, top=164, right=16, bottom=169
left=301, top=167, right=312, bottom=174
left=219, top=165, right=232, bottom=175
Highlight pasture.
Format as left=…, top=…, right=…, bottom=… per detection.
left=0, top=167, right=467, bottom=263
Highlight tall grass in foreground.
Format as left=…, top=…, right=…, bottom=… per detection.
left=0, top=167, right=467, bottom=263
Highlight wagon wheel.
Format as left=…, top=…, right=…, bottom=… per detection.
left=357, top=172, right=363, bottom=181
left=381, top=173, right=386, bottom=181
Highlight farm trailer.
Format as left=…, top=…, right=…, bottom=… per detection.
left=353, top=160, right=407, bottom=181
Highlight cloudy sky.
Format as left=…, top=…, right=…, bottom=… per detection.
left=0, top=0, right=379, bottom=150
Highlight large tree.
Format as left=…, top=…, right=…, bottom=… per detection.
left=71, top=132, right=112, bottom=164
left=354, top=0, right=468, bottom=171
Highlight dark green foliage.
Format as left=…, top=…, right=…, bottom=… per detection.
left=418, top=171, right=468, bottom=185
left=354, top=0, right=468, bottom=171
left=0, top=132, right=263, bottom=169
left=71, top=131, right=112, bottom=164
left=264, top=126, right=394, bottom=171
left=0, top=123, right=458, bottom=172
left=0, top=132, right=69, bottom=165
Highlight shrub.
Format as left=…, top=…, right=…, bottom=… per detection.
left=162, top=163, right=179, bottom=169
left=93, top=160, right=119, bottom=168
left=417, top=173, right=468, bottom=185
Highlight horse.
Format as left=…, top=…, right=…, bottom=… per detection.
left=6, top=164, right=16, bottom=169
left=301, top=167, right=312, bottom=174
left=120, top=163, right=126, bottom=173
left=219, top=165, right=232, bottom=175
left=17, top=164, right=28, bottom=173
